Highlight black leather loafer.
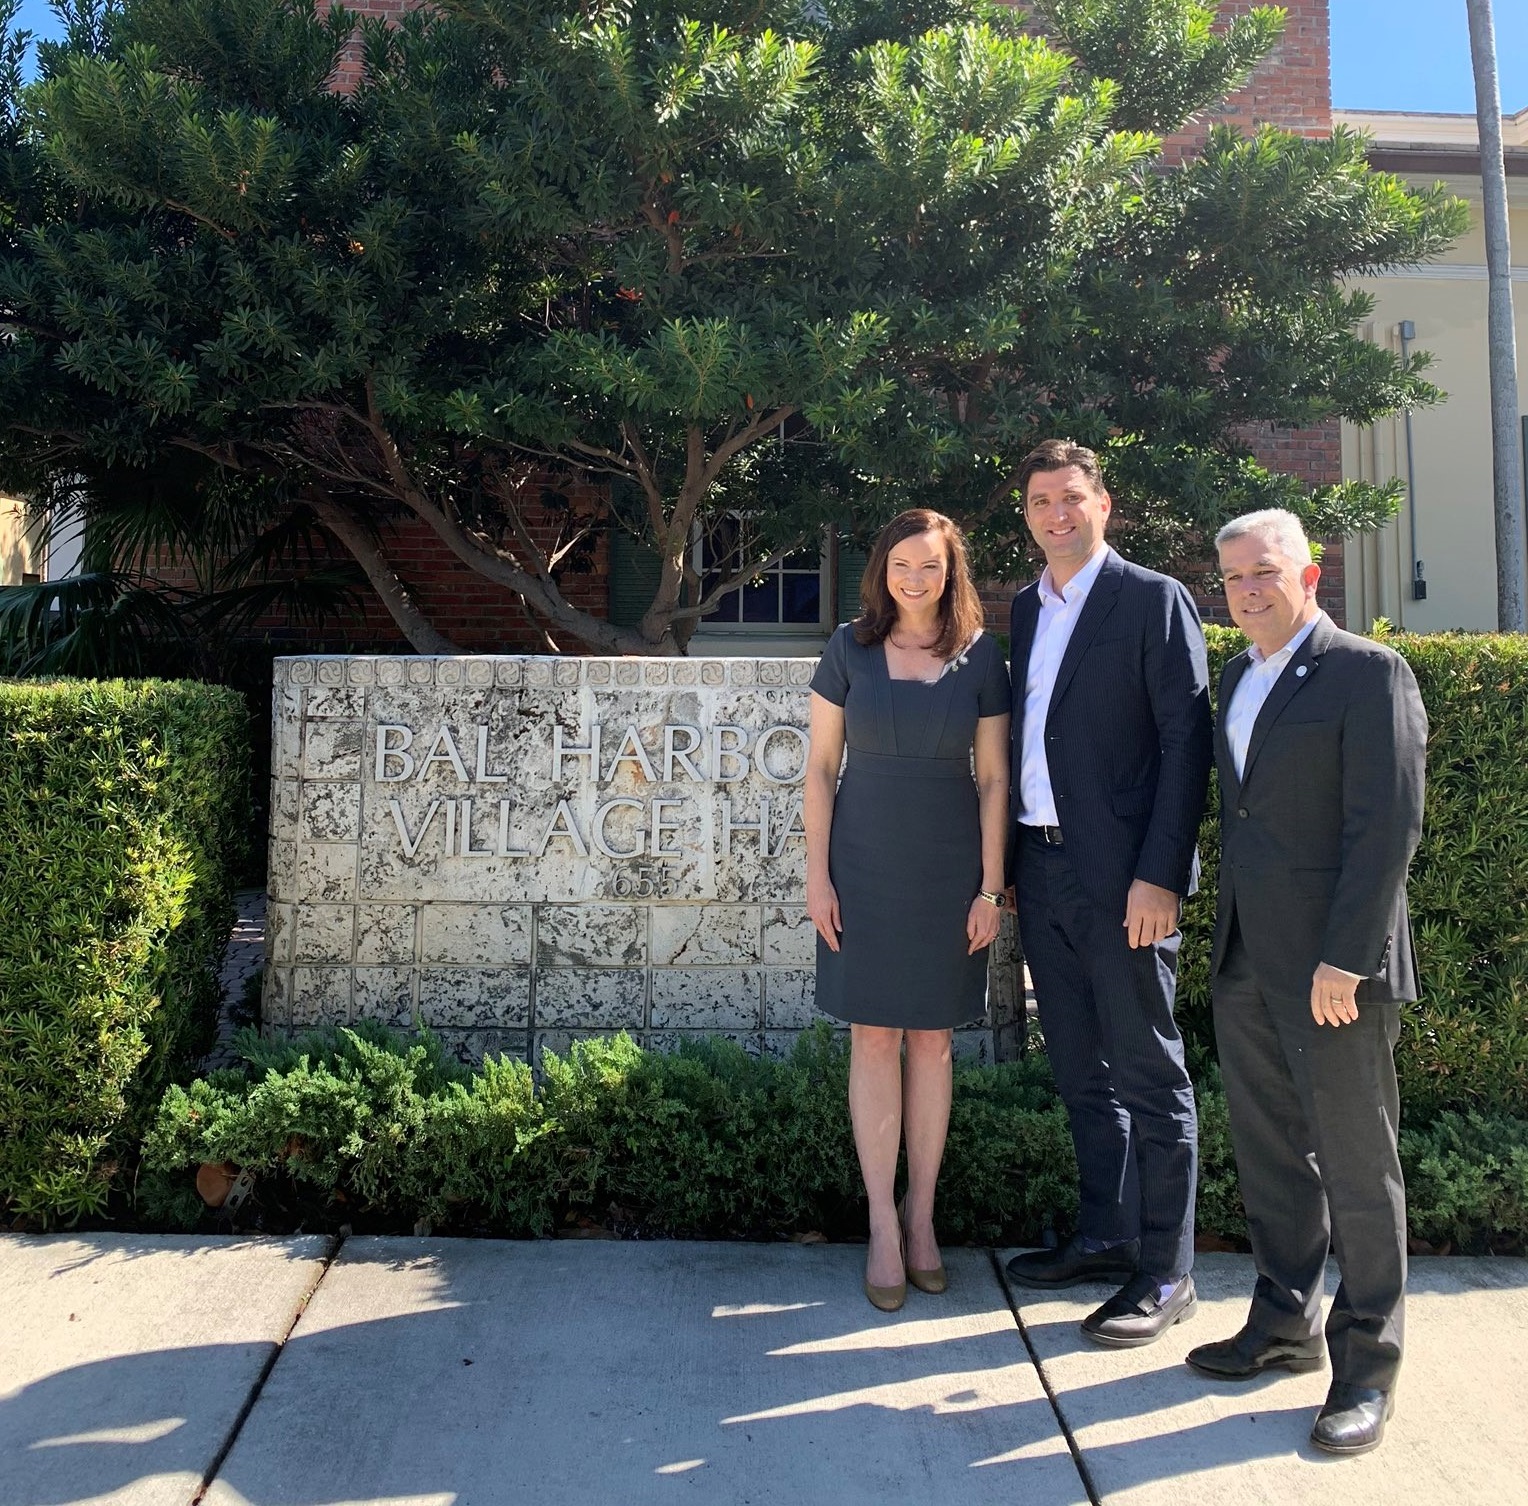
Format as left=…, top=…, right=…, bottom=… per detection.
left=1186, top=1325, right=1325, bottom=1379
left=1005, top=1235, right=1140, bottom=1290
left=1310, top=1384, right=1394, bottom=1455
left=1082, top=1273, right=1197, bottom=1348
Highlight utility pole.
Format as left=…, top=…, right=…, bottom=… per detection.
left=1465, top=0, right=1527, bottom=631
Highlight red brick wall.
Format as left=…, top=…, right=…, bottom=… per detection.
left=1168, top=0, right=1332, bottom=148
left=143, top=481, right=611, bottom=654
left=376, top=484, right=613, bottom=652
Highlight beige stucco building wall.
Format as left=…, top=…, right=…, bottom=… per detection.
left=1337, top=109, right=1528, bottom=632
left=1, top=496, right=40, bottom=587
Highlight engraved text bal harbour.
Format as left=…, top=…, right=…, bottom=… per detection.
left=372, top=720, right=810, bottom=869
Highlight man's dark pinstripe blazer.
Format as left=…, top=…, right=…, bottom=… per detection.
left=1008, top=548, right=1213, bottom=905
left=1211, top=613, right=1428, bottom=1001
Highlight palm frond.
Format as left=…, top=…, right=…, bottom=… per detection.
left=0, top=570, right=191, bottom=677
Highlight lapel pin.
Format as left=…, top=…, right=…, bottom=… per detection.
left=1295, top=665, right=1308, bottom=678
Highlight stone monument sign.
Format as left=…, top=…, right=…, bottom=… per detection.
left=266, top=655, right=1020, bottom=1062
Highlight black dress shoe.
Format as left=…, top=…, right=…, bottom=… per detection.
left=1186, top=1325, right=1325, bottom=1379
left=1082, top=1273, right=1197, bottom=1348
left=1005, top=1235, right=1140, bottom=1290
left=1310, top=1384, right=1394, bottom=1455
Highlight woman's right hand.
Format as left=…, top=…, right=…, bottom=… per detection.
left=806, top=874, right=842, bottom=952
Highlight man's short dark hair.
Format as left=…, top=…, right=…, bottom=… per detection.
left=1017, top=440, right=1105, bottom=502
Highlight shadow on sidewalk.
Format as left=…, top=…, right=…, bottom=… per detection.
left=31, top=1231, right=320, bottom=1278
left=12, top=1244, right=1522, bottom=1504
left=2, top=1243, right=1078, bottom=1505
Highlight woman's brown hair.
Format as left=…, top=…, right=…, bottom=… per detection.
left=852, top=509, right=985, bottom=659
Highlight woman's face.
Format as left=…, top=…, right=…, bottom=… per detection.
left=886, top=529, right=949, bottom=617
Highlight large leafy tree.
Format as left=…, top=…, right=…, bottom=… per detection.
left=0, top=0, right=1466, bottom=656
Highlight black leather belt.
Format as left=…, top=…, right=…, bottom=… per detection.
left=1021, top=824, right=1065, bottom=846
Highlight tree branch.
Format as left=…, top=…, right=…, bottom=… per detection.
left=184, top=398, right=658, bottom=652
left=668, top=534, right=811, bottom=622
left=620, top=418, right=667, bottom=538
left=701, top=405, right=796, bottom=488
left=162, top=200, right=238, bottom=241
left=306, top=494, right=463, bottom=655
left=400, top=487, right=643, bottom=653
left=546, top=522, right=596, bottom=571
left=641, top=197, right=686, bottom=275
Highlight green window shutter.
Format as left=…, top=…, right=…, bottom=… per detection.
left=609, top=530, right=664, bottom=630
left=836, top=543, right=868, bottom=624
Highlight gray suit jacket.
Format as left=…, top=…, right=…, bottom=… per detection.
left=1211, top=614, right=1428, bottom=1002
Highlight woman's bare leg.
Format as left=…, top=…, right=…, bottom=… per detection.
left=850, top=1024, right=906, bottom=1287
left=902, top=1028, right=953, bottom=1271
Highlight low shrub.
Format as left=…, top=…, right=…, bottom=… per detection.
left=143, top=1024, right=1079, bottom=1242
left=1180, top=627, right=1528, bottom=1120
left=123, top=626, right=1528, bottom=1244
left=0, top=678, right=248, bottom=1223
left=139, top=1023, right=1528, bottom=1252
left=1401, top=1112, right=1528, bottom=1252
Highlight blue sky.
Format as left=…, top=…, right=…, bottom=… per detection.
left=1332, top=1, right=1528, bottom=114
left=7, top=0, right=1528, bottom=113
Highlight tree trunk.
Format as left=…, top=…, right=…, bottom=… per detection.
left=308, top=498, right=464, bottom=655
left=1466, top=0, right=1528, bottom=631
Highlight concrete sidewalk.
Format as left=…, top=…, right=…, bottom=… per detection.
left=2, top=1235, right=1524, bottom=1505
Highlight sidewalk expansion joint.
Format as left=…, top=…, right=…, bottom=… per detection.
left=988, top=1249, right=1102, bottom=1506
left=188, top=1231, right=346, bottom=1506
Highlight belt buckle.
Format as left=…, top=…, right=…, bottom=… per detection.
left=1042, top=824, right=1063, bottom=846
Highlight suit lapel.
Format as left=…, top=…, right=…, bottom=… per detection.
left=1047, top=549, right=1123, bottom=718
left=1238, top=615, right=1334, bottom=788
left=1009, top=584, right=1041, bottom=743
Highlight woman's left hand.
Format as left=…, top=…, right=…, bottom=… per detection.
left=966, top=895, right=1002, bottom=955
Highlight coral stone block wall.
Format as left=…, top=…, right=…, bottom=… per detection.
left=266, top=653, right=1023, bottom=1062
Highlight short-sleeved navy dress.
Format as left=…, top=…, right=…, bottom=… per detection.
left=811, top=625, right=1012, bottom=1029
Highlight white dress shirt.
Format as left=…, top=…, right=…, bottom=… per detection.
left=1224, top=613, right=1322, bottom=781
left=1018, top=544, right=1111, bottom=826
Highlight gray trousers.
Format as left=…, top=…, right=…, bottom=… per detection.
left=1213, top=927, right=1407, bottom=1391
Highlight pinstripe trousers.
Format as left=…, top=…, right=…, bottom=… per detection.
left=1015, top=827, right=1199, bottom=1282
left=1214, top=925, right=1406, bottom=1389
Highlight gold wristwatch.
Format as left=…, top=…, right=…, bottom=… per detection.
left=977, top=890, right=1007, bottom=910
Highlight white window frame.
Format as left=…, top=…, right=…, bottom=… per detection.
left=689, top=518, right=835, bottom=638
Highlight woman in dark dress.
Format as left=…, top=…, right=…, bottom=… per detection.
left=804, top=510, right=1011, bottom=1311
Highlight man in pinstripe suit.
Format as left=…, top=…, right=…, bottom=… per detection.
left=1003, top=441, right=1213, bottom=1348
left=1186, top=510, right=1426, bottom=1455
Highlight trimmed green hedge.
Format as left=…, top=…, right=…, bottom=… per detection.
left=0, top=678, right=249, bottom=1223
left=1181, top=627, right=1528, bottom=1119
left=141, top=1024, right=1528, bottom=1252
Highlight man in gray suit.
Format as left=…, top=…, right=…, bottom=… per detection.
left=1186, top=509, right=1427, bottom=1456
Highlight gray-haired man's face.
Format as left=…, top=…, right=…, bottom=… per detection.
left=1218, top=532, right=1320, bottom=653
